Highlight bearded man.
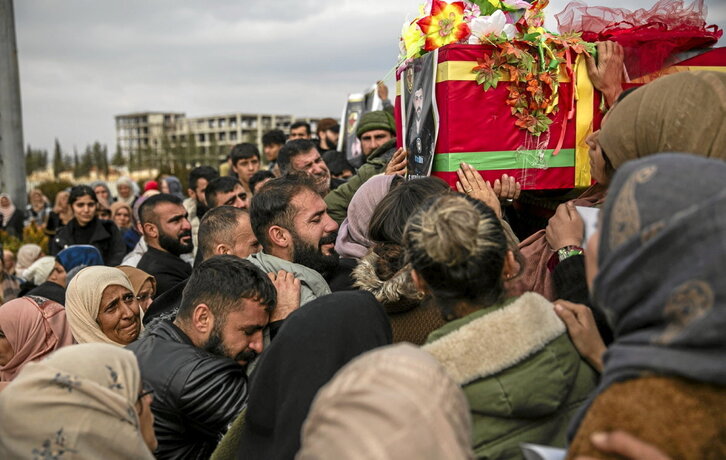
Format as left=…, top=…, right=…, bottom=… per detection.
left=137, top=194, right=194, bottom=296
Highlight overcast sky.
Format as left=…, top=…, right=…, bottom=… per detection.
left=13, top=0, right=725, bottom=154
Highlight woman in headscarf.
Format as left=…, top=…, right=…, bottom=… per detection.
left=298, top=343, right=475, bottom=460
left=46, top=189, right=74, bottom=236
left=160, top=176, right=185, bottom=200
left=513, top=70, right=726, bottom=304
left=24, top=188, right=51, bottom=228
left=18, top=256, right=61, bottom=303
left=0, top=296, right=74, bottom=383
left=48, top=245, right=104, bottom=290
left=0, top=193, right=24, bottom=238
left=111, top=201, right=132, bottom=230
left=115, top=176, right=139, bottom=206
left=335, top=174, right=401, bottom=259
left=90, top=180, right=114, bottom=208
left=0, top=343, right=157, bottom=458
left=407, top=194, right=596, bottom=459
left=65, top=266, right=141, bottom=346
left=13, top=244, right=42, bottom=279
left=352, top=177, right=449, bottom=345
left=110, top=201, right=137, bottom=254
left=217, top=291, right=391, bottom=460
left=50, top=185, right=126, bottom=266
left=565, top=154, right=726, bottom=460
left=116, top=266, right=156, bottom=315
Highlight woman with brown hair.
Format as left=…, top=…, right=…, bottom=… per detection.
left=407, top=194, right=597, bottom=459
left=352, top=177, right=450, bottom=344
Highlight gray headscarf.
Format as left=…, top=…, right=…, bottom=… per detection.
left=569, top=153, right=726, bottom=436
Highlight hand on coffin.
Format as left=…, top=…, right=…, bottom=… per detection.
left=586, top=41, right=625, bottom=108
left=385, top=148, right=408, bottom=176
left=455, top=162, right=502, bottom=218
left=493, top=173, right=521, bottom=203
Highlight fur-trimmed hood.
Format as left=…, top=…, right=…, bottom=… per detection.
left=424, top=293, right=591, bottom=419
left=352, top=251, right=424, bottom=313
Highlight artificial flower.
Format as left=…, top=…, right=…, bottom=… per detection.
left=502, top=0, right=532, bottom=11
left=463, top=1, right=481, bottom=21
left=400, top=19, right=427, bottom=59
left=417, top=0, right=471, bottom=51
left=467, top=10, right=516, bottom=44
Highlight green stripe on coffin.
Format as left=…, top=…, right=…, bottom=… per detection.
left=433, top=149, right=576, bottom=172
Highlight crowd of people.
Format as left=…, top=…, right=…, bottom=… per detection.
left=0, top=44, right=724, bottom=459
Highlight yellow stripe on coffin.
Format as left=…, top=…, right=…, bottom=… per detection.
left=574, top=54, right=594, bottom=187
left=436, top=60, right=572, bottom=83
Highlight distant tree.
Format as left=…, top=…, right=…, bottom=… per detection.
left=52, top=139, right=63, bottom=177
left=25, top=145, right=49, bottom=174
left=185, top=132, right=199, bottom=165
left=73, top=148, right=81, bottom=177
left=111, top=144, right=125, bottom=167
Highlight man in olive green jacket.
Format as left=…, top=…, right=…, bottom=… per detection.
left=324, top=110, right=403, bottom=224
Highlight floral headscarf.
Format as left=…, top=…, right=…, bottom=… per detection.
left=0, top=343, right=154, bottom=459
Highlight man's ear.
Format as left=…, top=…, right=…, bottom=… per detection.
left=142, top=222, right=158, bottom=239
left=267, top=225, right=291, bottom=249
left=410, top=269, right=429, bottom=294
left=215, top=243, right=230, bottom=255
left=191, top=303, right=214, bottom=334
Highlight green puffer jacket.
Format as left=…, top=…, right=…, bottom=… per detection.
left=324, top=139, right=397, bottom=224
left=424, top=292, right=598, bottom=460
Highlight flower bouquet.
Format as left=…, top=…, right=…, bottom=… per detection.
left=395, top=0, right=601, bottom=190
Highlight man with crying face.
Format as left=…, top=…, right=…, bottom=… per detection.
left=127, top=255, right=277, bottom=459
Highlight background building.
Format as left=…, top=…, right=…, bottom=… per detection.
left=115, top=111, right=321, bottom=165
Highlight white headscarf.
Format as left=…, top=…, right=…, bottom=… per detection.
left=65, top=266, right=135, bottom=345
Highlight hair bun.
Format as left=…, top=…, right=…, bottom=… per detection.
left=418, top=197, right=480, bottom=266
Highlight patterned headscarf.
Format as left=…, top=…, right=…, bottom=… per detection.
left=570, top=153, right=726, bottom=436
left=65, top=266, right=135, bottom=346
left=0, top=296, right=75, bottom=381
left=0, top=343, right=154, bottom=459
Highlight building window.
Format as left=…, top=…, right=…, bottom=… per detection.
left=229, top=117, right=237, bottom=127
left=208, top=119, right=215, bottom=129
left=219, top=132, right=226, bottom=141
left=230, top=131, right=237, bottom=141
left=198, top=134, right=205, bottom=143
left=219, top=119, right=226, bottom=128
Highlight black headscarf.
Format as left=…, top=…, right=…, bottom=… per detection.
left=236, top=290, right=392, bottom=459
left=569, top=153, right=726, bottom=437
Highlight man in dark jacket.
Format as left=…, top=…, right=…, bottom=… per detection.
left=127, top=255, right=277, bottom=459
left=137, top=194, right=193, bottom=296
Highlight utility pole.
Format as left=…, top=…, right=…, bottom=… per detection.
left=0, top=0, right=27, bottom=208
